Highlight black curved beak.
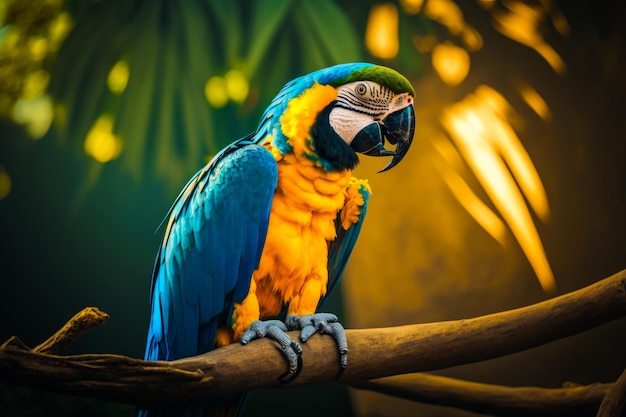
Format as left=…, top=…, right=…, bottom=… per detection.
left=349, top=104, right=415, bottom=172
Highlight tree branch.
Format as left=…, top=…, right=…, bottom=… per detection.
left=1, top=269, right=625, bottom=411
left=596, top=364, right=626, bottom=417
left=33, top=306, right=109, bottom=355
left=350, top=373, right=611, bottom=417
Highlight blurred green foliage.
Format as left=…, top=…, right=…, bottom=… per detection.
left=42, top=0, right=426, bottom=191
left=0, top=0, right=432, bottom=192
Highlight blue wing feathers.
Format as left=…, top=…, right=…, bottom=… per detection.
left=151, top=289, right=163, bottom=342
left=145, top=141, right=278, bottom=362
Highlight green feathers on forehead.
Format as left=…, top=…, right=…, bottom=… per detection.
left=330, top=66, right=415, bottom=97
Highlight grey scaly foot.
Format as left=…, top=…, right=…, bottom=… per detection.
left=286, top=313, right=348, bottom=368
left=240, top=319, right=303, bottom=377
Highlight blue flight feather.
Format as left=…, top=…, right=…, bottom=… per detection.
left=144, top=142, right=277, bottom=363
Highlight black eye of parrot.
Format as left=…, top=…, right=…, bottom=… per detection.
left=355, top=83, right=368, bottom=96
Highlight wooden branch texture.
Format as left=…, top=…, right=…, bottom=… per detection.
left=351, top=373, right=611, bottom=417
left=1, top=269, right=625, bottom=410
left=597, top=365, right=626, bottom=417
left=34, top=306, right=109, bottom=355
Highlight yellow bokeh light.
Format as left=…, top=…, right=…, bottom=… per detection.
left=12, top=93, right=53, bottom=139
left=0, top=0, right=73, bottom=124
left=107, top=59, right=129, bottom=95
left=49, top=12, right=73, bottom=48
left=432, top=42, right=470, bottom=86
left=424, top=0, right=465, bottom=35
left=22, top=70, right=50, bottom=98
left=29, top=37, right=49, bottom=61
left=475, top=85, right=550, bottom=222
left=518, top=82, right=551, bottom=121
left=441, top=161, right=509, bottom=246
left=461, top=25, right=483, bottom=51
left=224, top=70, right=249, bottom=104
left=441, top=86, right=555, bottom=293
left=205, top=76, right=229, bottom=108
left=400, top=0, right=424, bottom=14
left=431, top=135, right=507, bottom=245
left=493, top=1, right=565, bottom=74
left=84, top=115, right=124, bottom=163
left=365, top=3, right=399, bottom=59
left=550, top=8, right=570, bottom=36
left=0, top=165, right=11, bottom=200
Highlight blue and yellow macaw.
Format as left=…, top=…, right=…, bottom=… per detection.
left=140, top=63, right=415, bottom=416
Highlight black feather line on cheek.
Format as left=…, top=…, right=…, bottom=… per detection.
left=311, top=101, right=360, bottom=172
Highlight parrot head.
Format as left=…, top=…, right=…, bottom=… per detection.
left=256, top=63, right=416, bottom=172
left=328, top=74, right=415, bottom=172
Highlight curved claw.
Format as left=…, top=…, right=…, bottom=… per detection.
left=286, top=313, right=348, bottom=368
left=240, top=319, right=302, bottom=376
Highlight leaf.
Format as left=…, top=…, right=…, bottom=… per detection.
left=246, top=0, right=293, bottom=76
left=180, top=0, right=217, bottom=83
left=49, top=0, right=129, bottom=150
left=291, top=11, right=327, bottom=71
left=300, top=0, right=362, bottom=64
left=204, top=0, right=241, bottom=66
left=115, top=2, right=162, bottom=181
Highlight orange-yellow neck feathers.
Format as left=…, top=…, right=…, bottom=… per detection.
left=279, top=83, right=338, bottom=167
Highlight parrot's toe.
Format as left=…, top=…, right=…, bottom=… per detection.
left=241, top=319, right=303, bottom=378
left=286, top=313, right=348, bottom=368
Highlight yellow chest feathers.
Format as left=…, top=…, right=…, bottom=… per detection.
left=250, top=143, right=351, bottom=316
left=272, top=153, right=351, bottom=238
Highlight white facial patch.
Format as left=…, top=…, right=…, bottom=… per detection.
left=330, top=81, right=414, bottom=145
left=328, top=107, right=375, bottom=145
